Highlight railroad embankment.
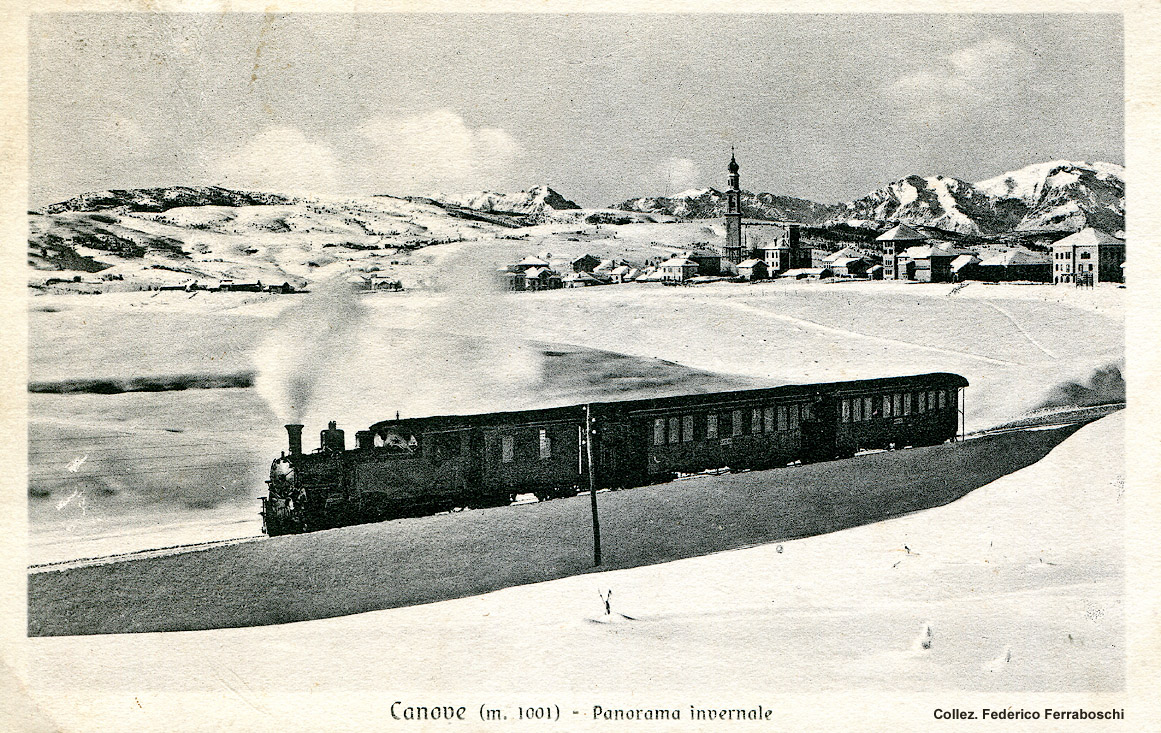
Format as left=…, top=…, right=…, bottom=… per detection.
left=29, top=418, right=1092, bottom=636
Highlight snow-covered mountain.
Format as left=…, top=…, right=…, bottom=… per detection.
left=40, top=186, right=297, bottom=214
left=616, top=188, right=833, bottom=224
left=975, top=161, right=1124, bottom=234
left=615, top=161, right=1124, bottom=236
left=833, top=175, right=1026, bottom=235
left=443, top=185, right=580, bottom=215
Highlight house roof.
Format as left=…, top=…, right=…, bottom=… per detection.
left=523, top=267, right=554, bottom=278
left=830, top=257, right=865, bottom=269
left=780, top=267, right=832, bottom=278
left=517, top=255, right=550, bottom=267
left=660, top=257, right=699, bottom=268
left=564, top=271, right=600, bottom=282
left=903, top=243, right=961, bottom=259
left=876, top=223, right=926, bottom=242
left=823, top=246, right=864, bottom=262
left=978, top=249, right=1050, bottom=267
left=737, top=258, right=765, bottom=268
left=609, top=265, right=631, bottom=275
left=951, top=254, right=980, bottom=270
left=1052, top=227, right=1124, bottom=248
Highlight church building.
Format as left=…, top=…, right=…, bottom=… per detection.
left=720, top=152, right=809, bottom=275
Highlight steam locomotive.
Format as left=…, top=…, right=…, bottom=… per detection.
left=261, top=372, right=968, bottom=536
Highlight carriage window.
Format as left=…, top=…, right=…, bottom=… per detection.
left=539, top=429, right=552, bottom=459
left=706, top=413, right=718, bottom=439
left=893, top=393, right=903, bottom=415
left=502, top=435, right=515, bottom=463
left=883, top=395, right=893, bottom=418
left=853, top=398, right=863, bottom=422
left=434, top=431, right=463, bottom=458
left=802, top=404, right=813, bottom=420
left=669, top=417, right=680, bottom=444
left=653, top=418, right=665, bottom=446
left=939, top=390, right=947, bottom=410
left=764, top=406, right=775, bottom=432
left=789, top=404, right=800, bottom=430
left=841, top=399, right=851, bottom=423
left=683, top=415, right=694, bottom=442
left=864, top=397, right=874, bottom=419
left=732, top=409, right=743, bottom=436
left=752, top=408, right=762, bottom=434
left=917, top=392, right=926, bottom=413
left=903, top=393, right=912, bottom=415
left=930, top=391, right=938, bottom=409
left=777, top=406, right=788, bottom=431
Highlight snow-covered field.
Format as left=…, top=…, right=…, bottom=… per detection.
left=28, top=277, right=1123, bottom=565
left=17, top=411, right=1123, bottom=730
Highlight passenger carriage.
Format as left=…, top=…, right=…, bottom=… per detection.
left=261, top=372, right=968, bottom=535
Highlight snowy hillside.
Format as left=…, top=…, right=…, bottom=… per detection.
left=834, top=175, right=1024, bottom=235
left=616, top=160, right=1124, bottom=236
left=40, top=186, right=297, bottom=214
left=615, top=187, right=832, bottom=224
left=975, top=161, right=1125, bottom=234
left=443, top=184, right=580, bottom=214
left=28, top=192, right=517, bottom=288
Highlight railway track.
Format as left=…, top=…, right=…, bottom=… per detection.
left=30, top=403, right=1121, bottom=575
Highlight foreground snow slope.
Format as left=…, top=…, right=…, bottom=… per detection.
left=22, top=413, right=1122, bottom=730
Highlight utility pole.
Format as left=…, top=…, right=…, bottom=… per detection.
left=585, top=404, right=602, bottom=566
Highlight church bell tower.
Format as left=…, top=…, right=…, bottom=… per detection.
left=723, top=150, right=743, bottom=264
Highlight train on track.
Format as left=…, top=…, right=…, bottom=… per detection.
left=261, top=372, right=968, bottom=536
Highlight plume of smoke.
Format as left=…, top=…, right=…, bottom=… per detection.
left=252, top=277, right=369, bottom=424
left=252, top=241, right=546, bottom=440
left=1035, top=362, right=1125, bottom=411
left=316, top=241, right=545, bottom=428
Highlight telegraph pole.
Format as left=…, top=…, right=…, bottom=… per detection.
left=585, top=404, right=602, bottom=566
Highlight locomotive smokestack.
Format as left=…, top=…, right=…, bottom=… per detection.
left=286, top=424, right=304, bottom=456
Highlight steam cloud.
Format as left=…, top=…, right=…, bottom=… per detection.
left=253, top=277, right=370, bottom=424
left=251, top=242, right=545, bottom=442
left=1035, top=362, right=1125, bottom=411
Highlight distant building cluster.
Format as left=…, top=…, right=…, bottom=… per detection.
left=156, top=278, right=301, bottom=294
left=722, top=154, right=1126, bottom=287
left=487, top=154, right=1125, bottom=292
left=498, top=253, right=648, bottom=291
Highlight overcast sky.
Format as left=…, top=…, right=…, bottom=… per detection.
left=29, top=13, right=1123, bottom=208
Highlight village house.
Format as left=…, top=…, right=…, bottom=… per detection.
left=657, top=255, right=699, bottom=282
left=950, top=254, right=981, bottom=282
left=522, top=266, right=563, bottom=291
left=828, top=256, right=869, bottom=278
left=607, top=265, right=635, bottom=283
left=1051, top=227, right=1125, bottom=285
left=685, top=248, right=725, bottom=276
left=514, top=254, right=551, bottom=271
left=901, top=243, right=963, bottom=283
left=497, top=268, right=526, bottom=292
left=562, top=271, right=603, bottom=288
left=736, top=258, right=768, bottom=281
left=876, top=223, right=927, bottom=280
left=218, top=278, right=263, bottom=292
left=780, top=266, right=833, bottom=280
left=746, top=221, right=810, bottom=275
left=975, top=249, right=1051, bottom=283
left=571, top=254, right=601, bottom=273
